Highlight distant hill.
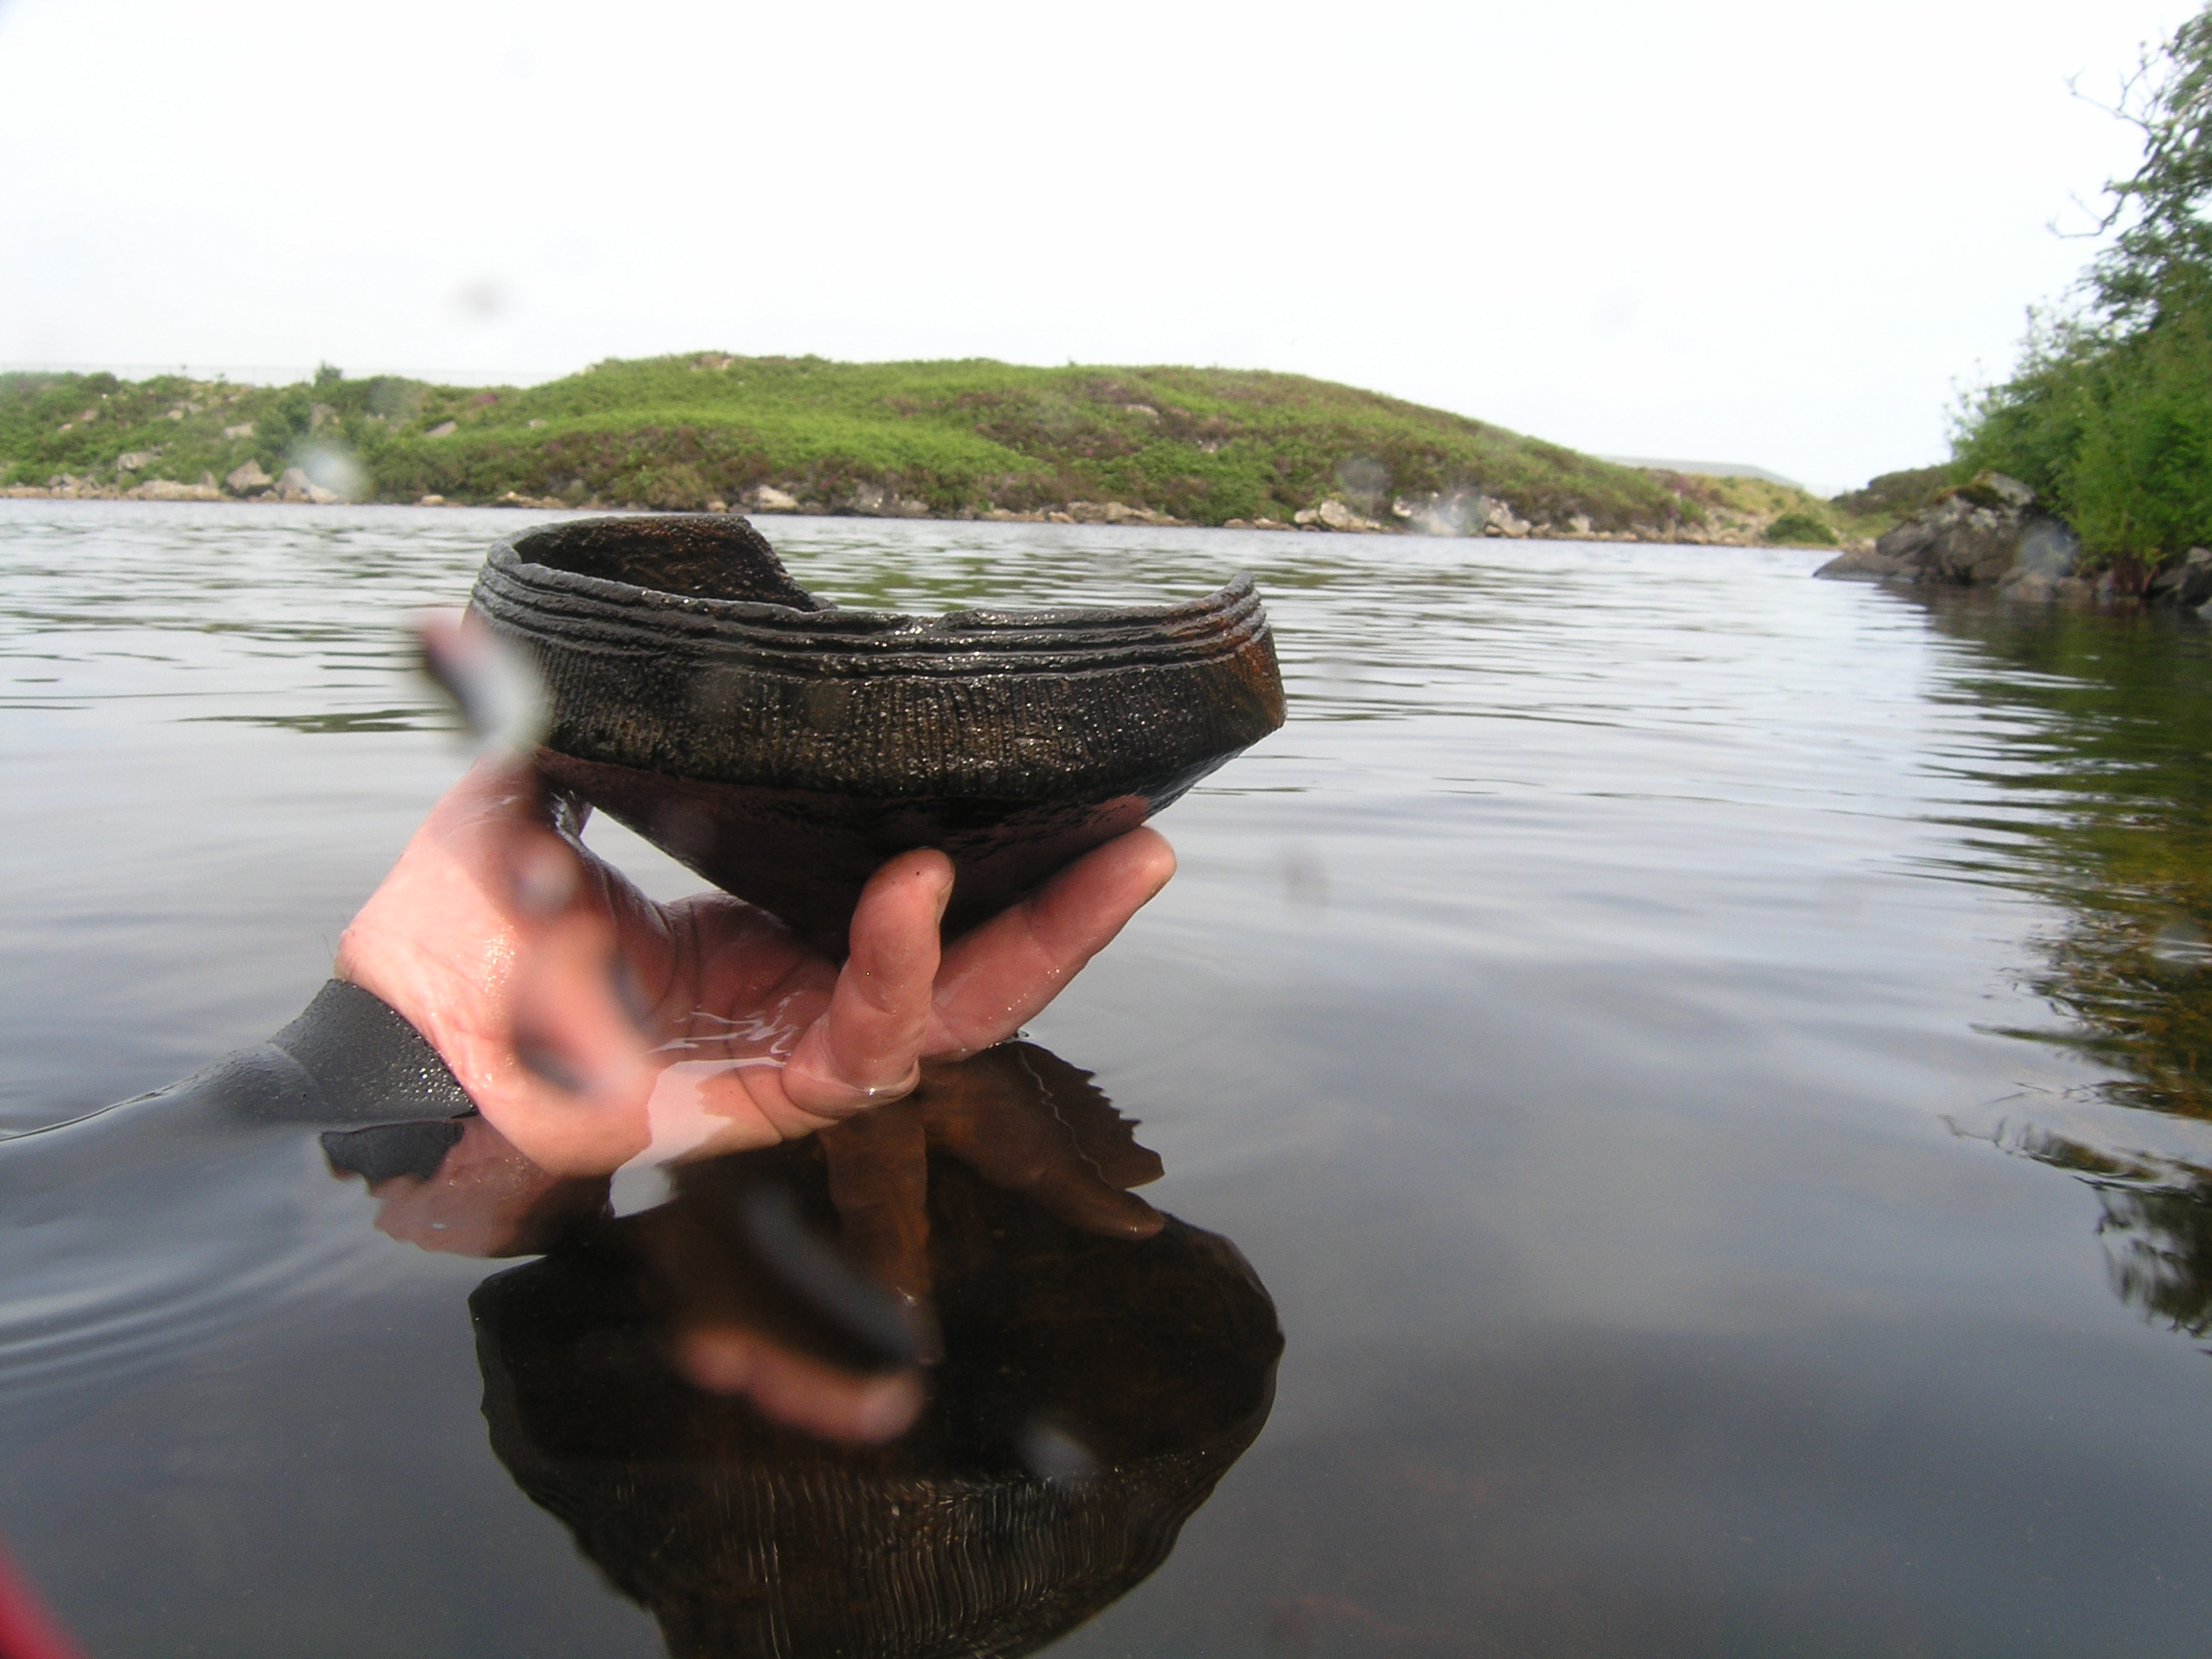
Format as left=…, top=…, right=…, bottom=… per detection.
left=1601, top=456, right=1809, bottom=490
left=0, top=355, right=1744, bottom=538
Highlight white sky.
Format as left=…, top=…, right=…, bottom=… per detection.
left=0, top=0, right=2189, bottom=493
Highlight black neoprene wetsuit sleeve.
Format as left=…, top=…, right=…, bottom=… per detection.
left=150, top=979, right=477, bottom=1127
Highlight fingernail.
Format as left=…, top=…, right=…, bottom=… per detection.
left=515, top=1038, right=589, bottom=1095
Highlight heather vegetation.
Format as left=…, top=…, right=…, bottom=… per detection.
left=0, top=355, right=1703, bottom=533
left=1955, top=5, right=2212, bottom=562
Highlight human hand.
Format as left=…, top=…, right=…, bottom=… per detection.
left=335, top=628, right=1176, bottom=1177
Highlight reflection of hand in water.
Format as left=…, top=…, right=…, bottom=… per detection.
left=334, top=628, right=1175, bottom=1177
left=331, top=1045, right=1175, bottom=1446
left=803, top=1045, right=1165, bottom=1328
left=331, top=1115, right=608, bottom=1260
left=678, top=1045, right=1166, bottom=1405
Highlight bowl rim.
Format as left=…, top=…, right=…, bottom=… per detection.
left=486, top=516, right=1260, bottom=638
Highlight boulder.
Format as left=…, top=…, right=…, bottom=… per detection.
left=274, top=467, right=339, bottom=504
left=1294, top=498, right=1387, bottom=533
left=1814, top=472, right=2075, bottom=587
left=223, top=422, right=255, bottom=440
left=748, top=485, right=800, bottom=512
left=1813, top=544, right=1913, bottom=579
left=114, top=451, right=157, bottom=474
left=225, top=459, right=275, bottom=494
left=2145, top=546, right=2212, bottom=608
left=426, top=421, right=459, bottom=439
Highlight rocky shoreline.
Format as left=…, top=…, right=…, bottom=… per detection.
left=1813, top=468, right=2212, bottom=612
left=2, top=472, right=1861, bottom=546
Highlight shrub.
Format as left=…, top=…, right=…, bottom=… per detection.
left=1765, top=511, right=1838, bottom=545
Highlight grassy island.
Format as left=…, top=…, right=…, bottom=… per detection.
left=0, top=353, right=1860, bottom=543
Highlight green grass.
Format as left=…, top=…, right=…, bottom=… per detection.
left=0, top=354, right=1704, bottom=533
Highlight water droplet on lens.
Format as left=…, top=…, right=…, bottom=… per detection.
left=1017, top=1415, right=1097, bottom=1483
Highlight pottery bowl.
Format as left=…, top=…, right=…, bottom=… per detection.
left=467, top=514, right=1285, bottom=946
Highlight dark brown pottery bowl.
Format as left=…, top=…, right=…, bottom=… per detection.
left=467, top=514, right=1285, bottom=947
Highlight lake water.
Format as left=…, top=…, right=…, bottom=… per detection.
left=7, top=502, right=2212, bottom=1656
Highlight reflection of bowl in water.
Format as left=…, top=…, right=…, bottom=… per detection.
left=467, top=515, right=1286, bottom=946
left=472, top=1150, right=1283, bottom=1659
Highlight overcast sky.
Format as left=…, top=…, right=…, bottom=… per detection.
left=0, top=0, right=2189, bottom=492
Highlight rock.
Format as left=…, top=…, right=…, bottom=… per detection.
left=1315, top=498, right=1385, bottom=533
left=1815, top=544, right=1913, bottom=579
left=225, top=459, right=275, bottom=494
left=114, top=451, right=157, bottom=474
left=982, top=507, right=1044, bottom=522
left=1046, top=511, right=1076, bottom=524
left=426, top=421, right=458, bottom=439
left=274, top=467, right=338, bottom=504
left=1815, top=470, right=2073, bottom=588
left=1393, top=489, right=1526, bottom=538
left=748, top=486, right=800, bottom=512
left=1998, top=570, right=2095, bottom=604
left=1484, top=498, right=1532, bottom=538
left=707, top=498, right=729, bottom=514
left=419, top=495, right=446, bottom=507
left=131, top=478, right=224, bottom=501
left=2146, top=545, right=2212, bottom=608
left=224, top=422, right=255, bottom=440
left=309, top=404, right=337, bottom=431
left=1224, top=519, right=1253, bottom=529
left=527, top=419, right=548, bottom=429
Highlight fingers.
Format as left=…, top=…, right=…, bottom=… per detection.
left=819, top=1105, right=934, bottom=1301
left=1004, top=1045, right=1166, bottom=1190
left=674, top=1327, right=924, bottom=1443
left=780, top=850, right=952, bottom=1116
left=927, top=828, right=1176, bottom=1058
left=819, top=1105, right=944, bottom=1359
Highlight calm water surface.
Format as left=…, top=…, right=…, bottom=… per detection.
left=7, top=502, right=2212, bottom=1655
